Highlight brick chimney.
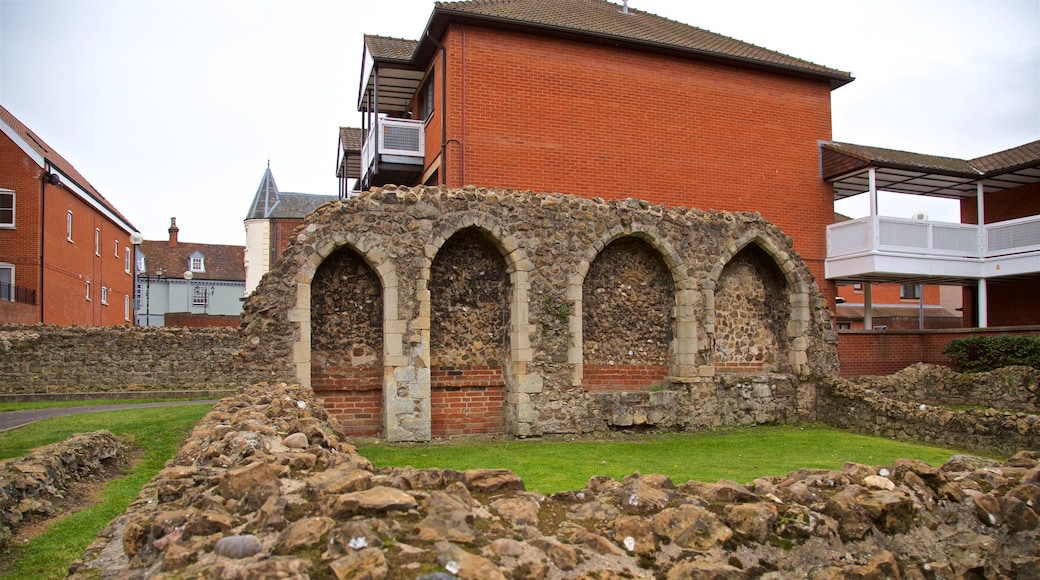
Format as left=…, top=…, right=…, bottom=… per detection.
left=168, top=217, right=179, bottom=247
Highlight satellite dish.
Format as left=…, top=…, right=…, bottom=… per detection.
left=129, top=233, right=144, bottom=245
left=183, top=271, right=193, bottom=280
left=911, top=210, right=929, bottom=220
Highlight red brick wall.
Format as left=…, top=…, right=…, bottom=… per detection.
left=318, top=388, right=383, bottom=437
left=0, top=132, right=42, bottom=322
left=431, top=365, right=505, bottom=436
left=836, top=327, right=1040, bottom=377
left=583, top=365, right=669, bottom=391
left=431, top=25, right=835, bottom=302
left=1, top=129, right=134, bottom=326
left=961, top=182, right=1040, bottom=225
left=270, top=218, right=305, bottom=265
left=311, top=364, right=382, bottom=392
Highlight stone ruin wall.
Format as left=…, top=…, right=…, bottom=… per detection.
left=239, top=186, right=839, bottom=441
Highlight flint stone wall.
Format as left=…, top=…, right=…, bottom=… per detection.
left=0, top=325, right=278, bottom=393
left=239, top=186, right=838, bottom=441
left=819, top=364, right=1040, bottom=456
left=0, top=430, right=124, bottom=549
left=71, top=382, right=1040, bottom=579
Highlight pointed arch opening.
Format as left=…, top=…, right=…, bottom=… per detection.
left=429, top=227, right=510, bottom=436
left=712, top=243, right=791, bottom=373
left=310, top=246, right=384, bottom=436
left=582, top=236, right=675, bottom=391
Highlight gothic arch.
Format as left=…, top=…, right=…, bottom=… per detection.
left=420, top=211, right=540, bottom=436
left=571, top=225, right=698, bottom=386
left=705, top=230, right=811, bottom=375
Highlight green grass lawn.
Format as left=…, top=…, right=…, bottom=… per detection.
left=0, top=404, right=213, bottom=580
left=357, top=424, right=988, bottom=494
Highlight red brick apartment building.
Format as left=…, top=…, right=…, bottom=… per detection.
left=333, top=0, right=1039, bottom=384
left=0, top=104, right=139, bottom=325
left=340, top=0, right=853, bottom=300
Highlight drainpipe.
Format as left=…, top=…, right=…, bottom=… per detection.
left=426, top=30, right=448, bottom=186
left=38, top=164, right=49, bottom=323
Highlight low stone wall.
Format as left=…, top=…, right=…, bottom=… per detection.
left=818, top=365, right=1040, bottom=456
left=848, top=363, right=1039, bottom=413
left=71, top=383, right=1040, bottom=579
left=0, top=324, right=286, bottom=393
left=0, top=430, right=125, bottom=549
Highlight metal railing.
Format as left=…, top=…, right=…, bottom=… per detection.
left=827, top=214, right=1040, bottom=260
left=360, top=117, right=425, bottom=182
left=1, top=282, right=36, bottom=305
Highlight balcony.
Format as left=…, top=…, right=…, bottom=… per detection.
left=360, top=117, right=425, bottom=188
left=1, top=282, right=36, bottom=305
left=826, top=214, right=1040, bottom=282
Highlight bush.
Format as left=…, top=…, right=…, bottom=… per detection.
left=942, top=335, right=1040, bottom=372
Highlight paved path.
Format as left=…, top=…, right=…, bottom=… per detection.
left=0, top=400, right=218, bottom=432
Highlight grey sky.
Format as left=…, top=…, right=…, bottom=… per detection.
left=1, top=0, right=1037, bottom=245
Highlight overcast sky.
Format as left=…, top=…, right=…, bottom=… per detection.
left=1, top=0, right=1037, bottom=246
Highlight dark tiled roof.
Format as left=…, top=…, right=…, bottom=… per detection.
left=246, top=167, right=336, bottom=220
left=365, top=35, right=419, bottom=61
left=821, top=142, right=976, bottom=174
left=823, top=141, right=1040, bottom=178
left=432, top=0, right=851, bottom=85
left=0, top=104, right=137, bottom=231
left=971, top=141, right=1040, bottom=174
left=140, top=239, right=245, bottom=282
left=340, top=127, right=363, bottom=152
left=265, top=192, right=337, bottom=219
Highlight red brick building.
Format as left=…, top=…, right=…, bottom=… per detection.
left=345, top=0, right=853, bottom=300
left=0, top=104, right=139, bottom=325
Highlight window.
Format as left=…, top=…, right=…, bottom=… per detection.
left=125, top=248, right=132, bottom=274
left=837, top=322, right=851, bottom=330
left=192, top=285, right=209, bottom=306
left=67, top=211, right=73, bottom=242
left=137, top=254, right=146, bottom=273
left=100, top=286, right=108, bottom=305
left=85, top=280, right=91, bottom=300
left=900, top=283, right=921, bottom=300
left=0, top=264, right=13, bottom=301
left=124, top=295, right=131, bottom=321
left=418, top=72, right=435, bottom=120
left=853, top=283, right=863, bottom=292
left=0, top=189, right=14, bottom=227
left=114, top=240, right=120, bottom=257
left=95, top=228, right=101, bottom=256
left=189, top=251, right=205, bottom=273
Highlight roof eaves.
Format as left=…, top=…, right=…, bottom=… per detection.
left=424, top=4, right=853, bottom=89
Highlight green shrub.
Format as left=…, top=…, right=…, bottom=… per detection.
left=942, top=335, right=1040, bottom=372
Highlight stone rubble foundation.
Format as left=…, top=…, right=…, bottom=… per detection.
left=70, top=382, right=1039, bottom=579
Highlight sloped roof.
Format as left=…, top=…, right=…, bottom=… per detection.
left=340, top=127, right=363, bottom=152
left=364, top=35, right=419, bottom=61
left=139, top=239, right=245, bottom=282
left=245, top=166, right=336, bottom=220
left=0, top=104, right=137, bottom=233
left=428, top=0, right=852, bottom=87
left=822, top=140, right=1040, bottom=200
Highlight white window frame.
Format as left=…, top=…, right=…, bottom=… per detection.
left=190, top=256, right=205, bottom=273
left=125, top=247, right=132, bottom=274
left=136, top=254, right=145, bottom=273
left=114, top=239, right=120, bottom=257
left=124, top=295, right=131, bottom=321
left=100, top=286, right=108, bottom=305
left=900, top=283, right=921, bottom=300
left=192, top=285, right=209, bottom=306
left=94, top=228, right=101, bottom=256
left=0, top=263, right=14, bottom=301
left=67, top=211, right=74, bottom=242
left=85, top=280, right=91, bottom=300
left=0, top=189, right=14, bottom=228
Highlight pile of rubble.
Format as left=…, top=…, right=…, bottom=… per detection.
left=72, top=383, right=1039, bottom=578
left=1, top=430, right=124, bottom=549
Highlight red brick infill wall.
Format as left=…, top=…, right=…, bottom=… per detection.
left=837, top=326, right=1040, bottom=377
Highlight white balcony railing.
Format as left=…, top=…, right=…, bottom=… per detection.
left=828, top=214, right=1040, bottom=261
left=360, top=117, right=425, bottom=182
